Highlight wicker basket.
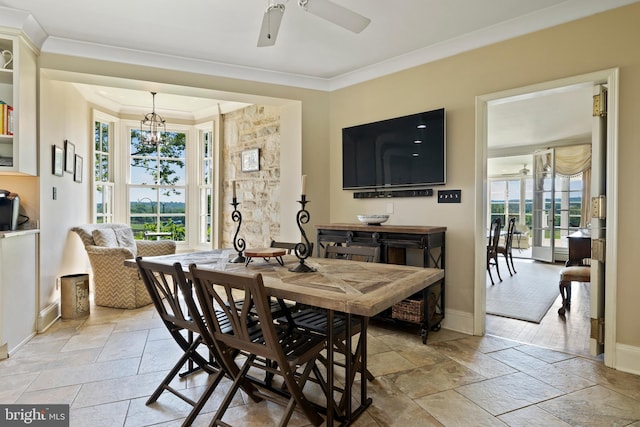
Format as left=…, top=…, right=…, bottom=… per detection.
left=392, top=297, right=424, bottom=323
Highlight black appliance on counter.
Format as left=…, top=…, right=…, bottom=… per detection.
left=0, top=189, right=20, bottom=231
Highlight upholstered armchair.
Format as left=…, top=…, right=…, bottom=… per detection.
left=71, top=223, right=176, bottom=309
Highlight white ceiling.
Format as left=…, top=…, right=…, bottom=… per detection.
left=0, top=0, right=622, bottom=173
left=1, top=0, right=636, bottom=90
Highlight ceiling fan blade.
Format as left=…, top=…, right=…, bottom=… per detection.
left=257, top=4, right=286, bottom=47
left=300, top=0, right=370, bottom=33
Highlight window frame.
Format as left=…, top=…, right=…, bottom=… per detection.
left=126, top=122, right=190, bottom=243
left=92, top=110, right=118, bottom=224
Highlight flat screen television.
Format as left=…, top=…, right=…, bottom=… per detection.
left=342, top=108, right=446, bottom=190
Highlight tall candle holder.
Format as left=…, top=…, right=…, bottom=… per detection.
left=289, top=195, right=316, bottom=273
left=229, top=197, right=246, bottom=263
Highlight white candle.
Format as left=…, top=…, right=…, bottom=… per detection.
left=301, top=174, right=307, bottom=196
left=232, top=180, right=236, bottom=199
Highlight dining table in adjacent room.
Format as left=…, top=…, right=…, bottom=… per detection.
left=125, top=249, right=445, bottom=425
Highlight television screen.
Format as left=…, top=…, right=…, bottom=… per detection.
left=342, top=108, right=446, bottom=190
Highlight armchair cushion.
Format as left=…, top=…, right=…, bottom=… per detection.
left=91, top=227, right=138, bottom=256
left=92, top=229, right=118, bottom=247
left=114, top=227, right=137, bottom=257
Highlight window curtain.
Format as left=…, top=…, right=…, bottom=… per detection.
left=555, top=144, right=592, bottom=227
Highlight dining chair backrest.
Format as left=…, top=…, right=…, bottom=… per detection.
left=487, top=218, right=502, bottom=254
left=136, top=257, right=197, bottom=335
left=271, top=240, right=314, bottom=257
left=188, top=265, right=283, bottom=363
left=504, top=217, right=516, bottom=251
left=324, top=244, right=381, bottom=263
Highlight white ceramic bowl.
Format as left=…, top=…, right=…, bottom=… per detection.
left=357, top=214, right=389, bottom=225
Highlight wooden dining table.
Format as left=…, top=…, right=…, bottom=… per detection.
left=126, top=249, right=445, bottom=425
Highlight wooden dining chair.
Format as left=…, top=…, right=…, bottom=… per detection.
left=135, top=257, right=227, bottom=427
left=324, top=243, right=380, bottom=263
left=487, top=217, right=502, bottom=285
left=497, top=217, right=517, bottom=276
left=188, top=264, right=327, bottom=427
left=278, top=243, right=379, bottom=403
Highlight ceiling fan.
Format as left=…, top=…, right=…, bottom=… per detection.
left=519, top=163, right=530, bottom=176
left=257, top=0, right=371, bottom=47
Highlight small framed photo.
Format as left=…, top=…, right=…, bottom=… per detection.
left=74, top=155, right=83, bottom=183
left=52, top=145, right=64, bottom=176
left=64, top=140, right=75, bottom=173
left=241, top=148, right=260, bottom=172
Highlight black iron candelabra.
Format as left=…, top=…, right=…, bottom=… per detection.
left=289, top=195, right=316, bottom=273
left=229, top=197, right=246, bottom=263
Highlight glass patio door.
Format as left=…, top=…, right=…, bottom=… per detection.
left=531, top=149, right=555, bottom=262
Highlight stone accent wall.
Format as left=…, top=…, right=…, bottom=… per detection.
left=222, top=105, right=281, bottom=249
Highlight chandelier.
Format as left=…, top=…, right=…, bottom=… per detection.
left=140, top=92, right=166, bottom=145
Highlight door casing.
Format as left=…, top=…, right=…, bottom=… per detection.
left=474, top=68, right=619, bottom=368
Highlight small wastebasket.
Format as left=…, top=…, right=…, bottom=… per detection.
left=60, top=274, right=90, bottom=319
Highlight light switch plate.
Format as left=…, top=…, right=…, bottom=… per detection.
left=438, top=190, right=461, bottom=203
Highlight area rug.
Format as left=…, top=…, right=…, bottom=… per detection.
left=486, top=259, right=563, bottom=323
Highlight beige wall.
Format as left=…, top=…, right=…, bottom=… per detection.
left=38, top=79, right=91, bottom=312
left=329, top=3, right=640, bottom=347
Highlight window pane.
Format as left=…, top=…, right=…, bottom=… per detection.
left=130, top=216, right=157, bottom=239
left=130, top=188, right=158, bottom=214
left=160, top=132, right=186, bottom=159
left=131, top=157, right=158, bottom=185
left=160, top=159, right=186, bottom=186
left=161, top=216, right=186, bottom=241
left=160, top=190, right=185, bottom=214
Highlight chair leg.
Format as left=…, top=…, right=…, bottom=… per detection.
left=558, top=279, right=571, bottom=316
left=509, top=252, right=517, bottom=274
left=487, top=263, right=495, bottom=285
left=493, top=255, right=502, bottom=282
left=503, top=253, right=513, bottom=276
left=279, top=359, right=323, bottom=427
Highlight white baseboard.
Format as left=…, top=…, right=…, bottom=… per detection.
left=614, top=343, right=640, bottom=376
left=441, top=308, right=475, bottom=336
left=8, top=333, right=36, bottom=357
left=37, top=301, right=60, bottom=333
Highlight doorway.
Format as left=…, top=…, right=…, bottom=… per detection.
left=474, top=69, right=619, bottom=367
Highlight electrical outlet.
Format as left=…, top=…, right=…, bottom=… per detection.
left=438, top=190, right=461, bottom=203
left=386, top=202, right=394, bottom=214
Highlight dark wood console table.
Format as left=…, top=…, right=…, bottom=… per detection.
left=315, top=223, right=446, bottom=343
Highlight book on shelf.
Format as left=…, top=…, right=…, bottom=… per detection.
left=0, top=100, right=13, bottom=135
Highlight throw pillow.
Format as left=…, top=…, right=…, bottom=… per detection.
left=92, top=229, right=118, bottom=247
left=114, top=227, right=137, bottom=257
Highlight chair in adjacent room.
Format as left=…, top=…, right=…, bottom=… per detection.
left=135, top=257, right=225, bottom=427
left=558, top=232, right=592, bottom=316
left=486, top=217, right=502, bottom=285
left=497, top=217, right=517, bottom=276
left=188, top=264, right=327, bottom=427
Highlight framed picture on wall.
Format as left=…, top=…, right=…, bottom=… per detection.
left=241, top=148, right=260, bottom=172
left=52, top=145, right=64, bottom=176
left=74, top=155, right=83, bottom=183
left=64, top=139, right=75, bottom=173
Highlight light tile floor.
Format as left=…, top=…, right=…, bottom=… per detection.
left=2, top=303, right=640, bottom=427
